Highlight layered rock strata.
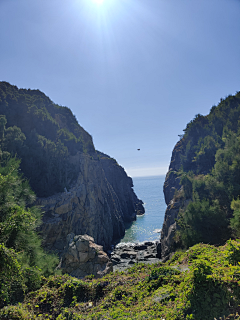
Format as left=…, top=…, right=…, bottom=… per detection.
left=60, top=234, right=113, bottom=279
left=37, top=152, right=144, bottom=253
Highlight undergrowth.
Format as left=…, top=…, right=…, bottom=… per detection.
left=1, top=240, right=240, bottom=320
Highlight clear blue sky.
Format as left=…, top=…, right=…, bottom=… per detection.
left=1, top=0, right=240, bottom=177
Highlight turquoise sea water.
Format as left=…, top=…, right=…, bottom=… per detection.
left=120, top=175, right=166, bottom=243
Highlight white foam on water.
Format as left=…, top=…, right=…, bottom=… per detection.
left=153, top=229, right=162, bottom=233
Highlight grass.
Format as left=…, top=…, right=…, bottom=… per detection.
left=1, top=240, right=240, bottom=319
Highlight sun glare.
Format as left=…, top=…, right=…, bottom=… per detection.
left=92, top=0, right=105, bottom=5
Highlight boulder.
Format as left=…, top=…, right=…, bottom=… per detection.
left=60, top=234, right=113, bottom=279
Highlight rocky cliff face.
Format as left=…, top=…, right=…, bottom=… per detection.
left=160, top=139, right=186, bottom=260
left=0, top=82, right=145, bottom=258
left=37, top=152, right=144, bottom=254
left=97, top=151, right=145, bottom=221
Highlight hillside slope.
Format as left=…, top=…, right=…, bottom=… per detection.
left=1, top=240, right=240, bottom=319
left=161, top=91, right=240, bottom=259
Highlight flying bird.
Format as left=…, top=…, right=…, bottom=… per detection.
left=137, top=149, right=140, bottom=151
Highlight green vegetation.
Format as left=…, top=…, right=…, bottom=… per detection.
left=0, top=156, right=59, bottom=308
left=1, top=241, right=240, bottom=319
left=1, top=83, right=240, bottom=318
left=170, top=91, right=240, bottom=249
left=0, top=82, right=95, bottom=197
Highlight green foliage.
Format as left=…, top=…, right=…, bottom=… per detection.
left=0, top=244, right=25, bottom=307
left=62, top=278, right=89, bottom=307
left=226, top=239, right=240, bottom=265
left=230, top=198, right=240, bottom=237
left=180, top=174, right=192, bottom=199
left=175, top=92, right=240, bottom=248
left=0, top=304, right=32, bottom=319
left=0, top=157, right=59, bottom=307
left=178, top=199, right=229, bottom=248
left=185, top=260, right=229, bottom=319
left=0, top=81, right=95, bottom=197
left=1, top=242, right=240, bottom=319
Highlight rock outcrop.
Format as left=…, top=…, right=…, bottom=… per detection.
left=37, top=152, right=144, bottom=254
left=98, top=151, right=145, bottom=220
left=60, top=234, right=113, bottom=279
left=160, top=139, right=186, bottom=261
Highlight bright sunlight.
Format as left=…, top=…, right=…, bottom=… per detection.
left=91, top=0, right=105, bottom=5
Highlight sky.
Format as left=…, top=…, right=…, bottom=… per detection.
left=0, top=0, right=240, bottom=177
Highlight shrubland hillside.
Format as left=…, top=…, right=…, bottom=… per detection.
left=161, top=91, right=240, bottom=256
left=1, top=240, right=240, bottom=319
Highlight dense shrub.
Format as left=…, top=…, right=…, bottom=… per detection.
left=175, top=91, right=240, bottom=248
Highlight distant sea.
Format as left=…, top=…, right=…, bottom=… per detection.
left=120, top=175, right=167, bottom=244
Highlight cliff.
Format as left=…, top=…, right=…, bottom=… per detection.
left=161, top=92, right=240, bottom=260
left=97, top=151, right=144, bottom=221
left=160, top=140, right=184, bottom=260
left=37, top=152, right=144, bottom=253
left=0, top=81, right=144, bottom=253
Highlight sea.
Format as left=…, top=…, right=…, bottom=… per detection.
left=120, top=175, right=166, bottom=244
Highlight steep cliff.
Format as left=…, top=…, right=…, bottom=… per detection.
left=37, top=152, right=144, bottom=253
left=161, top=92, right=240, bottom=260
left=0, top=81, right=144, bottom=253
left=160, top=140, right=184, bottom=260
left=97, top=151, right=144, bottom=221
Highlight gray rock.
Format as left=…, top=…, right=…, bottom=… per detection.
left=161, top=138, right=192, bottom=261
left=120, top=251, right=137, bottom=259
left=98, top=151, right=145, bottom=222
left=37, top=152, right=144, bottom=254
left=60, top=234, right=113, bottom=279
left=156, top=241, right=161, bottom=258
left=111, top=242, right=161, bottom=272
left=111, top=254, right=121, bottom=262
left=133, top=244, right=147, bottom=250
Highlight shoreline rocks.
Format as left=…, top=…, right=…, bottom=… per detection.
left=59, top=234, right=162, bottom=278
left=110, top=241, right=162, bottom=272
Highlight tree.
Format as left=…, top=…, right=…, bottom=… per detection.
left=0, top=157, right=59, bottom=306
left=230, top=198, right=240, bottom=238
left=177, top=199, right=229, bottom=248
left=0, top=115, right=7, bottom=143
